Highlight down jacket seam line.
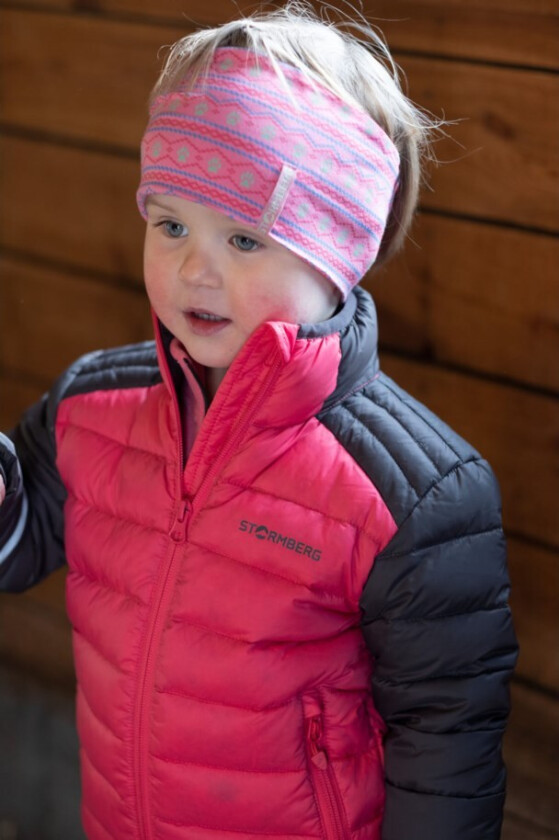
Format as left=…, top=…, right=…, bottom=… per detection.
left=64, top=488, right=169, bottom=537
left=223, top=477, right=378, bottom=539
left=156, top=812, right=313, bottom=836
left=167, top=611, right=357, bottom=647
left=73, top=565, right=145, bottom=607
left=371, top=664, right=514, bottom=688
left=384, top=779, right=507, bottom=801
left=55, top=418, right=169, bottom=462
left=73, top=625, right=125, bottom=675
left=82, top=801, right=114, bottom=840
left=151, top=752, right=305, bottom=774
left=377, top=378, right=466, bottom=462
left=377, top=456, right=486, bottom=540
left=371, top=603, right=510, bottom=624
left=347, top=394, right=446, bottom=474
left=185, top=534, right=349, bottom=598
left=337, top=404, right=421, bottom=499
left=79, top=688, right=125, bottom=743
left=375, top=525, right=503, bottom=561
left=160, top=684, right=296, bottom=712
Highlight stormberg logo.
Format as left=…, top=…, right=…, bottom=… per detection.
left=239, top=520, right=322, bottom=562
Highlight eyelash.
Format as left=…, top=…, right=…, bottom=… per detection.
left=231, top=234, right=261, bottom=253
left=155, top=221, right=262, bottom=252
left=156, top=220, right=187, bottom=238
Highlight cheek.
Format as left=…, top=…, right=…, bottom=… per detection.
left=143, top=257, right=168, bottom=309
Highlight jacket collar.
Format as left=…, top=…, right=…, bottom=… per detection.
left=154, top=286, right=379, bottom=427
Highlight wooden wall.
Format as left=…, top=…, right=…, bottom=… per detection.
left=1, top=1, right=558, bottom=837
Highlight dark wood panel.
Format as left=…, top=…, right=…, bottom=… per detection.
left=508, top=540, right=559, bottom=693
left=3, top=1, right=558, bottom=69
left=370, top=214, right=559, bottom=392
left=502, top=815, right=559, bottom=840
left=383, top=354, right=559, bottom=550
left=1, top=11, right=557, bottom=230
left=0, top=569, right=74, bottom=690
left=0, top=257, right=152, bottom=382
left=402, top=56, right=559, bottom=232
left=0, top=137, right=145, bottom=280
left=3, top=140, right=558, bottom=392
left=504, top=682, right=559, bottom=836
left=0, top=376, right=45, bottom=430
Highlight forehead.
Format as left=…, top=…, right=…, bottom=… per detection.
left=147, top=193, right=246, bottom=226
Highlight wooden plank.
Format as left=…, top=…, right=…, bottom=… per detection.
left=402, top=55, right=559, bottom=232
left=1, top=11, right=557, bottom=230
left=369, top=214, right=559, bottom=392
left=507, top=540, right=559, bottom=693
left=382, top=354, right=559, bottom=550
left=0, top=8, right=155, bottom=147
left=0, top=136, right=145, bottom=281
left=0, top=257, right=152, bottom=383
left=3, top=137, right=558, bottom=393
left=504, top=681, right=559, bottom=836
left=3, top=1, right=558, bottom=69
left=374, top=1, right=559, bottom=70
left=0, top=570, right=74, bottom=690
left=502, top=814, right=559, bottom=840
left=0, top=376, right=45, bottom=430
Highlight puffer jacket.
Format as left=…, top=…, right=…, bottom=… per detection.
left=0, top=287, right=517, bottom=840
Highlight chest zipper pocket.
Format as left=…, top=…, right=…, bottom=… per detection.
left=305, top=711, right=352, bottom=840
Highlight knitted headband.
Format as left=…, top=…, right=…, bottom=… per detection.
left=137, top=47, right=400, bottom=299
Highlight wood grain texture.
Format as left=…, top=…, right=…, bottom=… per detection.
left=508, top=540, right=559, bottom=693
left=504, top=682, right=559, bottom=837
left=0, top=570, right=74, bottom=690
left=0, top=136, right=145, bottom=280
left=1, top=10, right=557, bottom=230
left=3, top=0, right=558, bottom=69
left=369, top=214, right=559, bottom=392
left=0, top=257, right=152, bottom=381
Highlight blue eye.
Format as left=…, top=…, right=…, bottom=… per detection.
left=160, top=220, right=187, bottom=238
left=232, top=234, right=261, bottom=252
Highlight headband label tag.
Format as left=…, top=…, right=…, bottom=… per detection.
left=256, top=164, right=297, bottom=235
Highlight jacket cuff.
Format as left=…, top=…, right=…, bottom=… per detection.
left=0, top=432, right=29, bottom=565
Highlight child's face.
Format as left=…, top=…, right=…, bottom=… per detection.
left=144, top=195, right=340, bottom=378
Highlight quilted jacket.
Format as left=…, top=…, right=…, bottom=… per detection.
left=0, top=287, right=518, bottom=840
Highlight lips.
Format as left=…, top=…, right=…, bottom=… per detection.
left=184, top=308, right=231, bottom=336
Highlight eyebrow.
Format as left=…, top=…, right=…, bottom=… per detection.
left=146, top=197, right=178, bottom=213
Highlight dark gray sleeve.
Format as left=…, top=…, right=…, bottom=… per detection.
left=0, top=386, right=69, bottom=592
left=360, top=457, right=518, bottom=840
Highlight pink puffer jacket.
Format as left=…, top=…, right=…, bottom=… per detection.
left=0, top=288, right=517, bottom=840
left=57, top=311, right=396, bottom=840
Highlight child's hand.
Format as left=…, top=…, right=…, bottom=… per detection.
left=0, top=474, right=5, bottom=506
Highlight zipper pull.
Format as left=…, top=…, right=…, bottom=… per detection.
left=170, top=498, right=190, bottom=542
left=307, top=716, right=328, bottom=770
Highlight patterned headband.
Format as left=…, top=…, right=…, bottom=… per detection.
left=137, top=47, right=400, bottom=299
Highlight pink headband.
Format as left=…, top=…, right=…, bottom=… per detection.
left=137, top=47, right=400, bottom=299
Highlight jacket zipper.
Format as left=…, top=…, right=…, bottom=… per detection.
left=191, top=351, right=282, bottom=511
left=306, top=715, right=351, bottom=840
left=133, top=343, right=281, bottom=840
left=134, top=496, right=190, bottom=840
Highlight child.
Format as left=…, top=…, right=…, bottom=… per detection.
left=0, top=4, right=518, bottom=839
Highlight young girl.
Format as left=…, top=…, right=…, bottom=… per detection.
left=0, top=5, right=517, bottom=839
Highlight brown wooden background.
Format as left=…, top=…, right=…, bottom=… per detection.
left=1, top=1, right=558, bottom=837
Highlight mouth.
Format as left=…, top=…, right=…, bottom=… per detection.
left=184, top=308, right=232, bottom=335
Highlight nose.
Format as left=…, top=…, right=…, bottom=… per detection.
left=178, top=239, right=221, bottom=288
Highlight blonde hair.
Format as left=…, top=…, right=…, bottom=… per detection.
left=149, top=1, right=441, bottom=269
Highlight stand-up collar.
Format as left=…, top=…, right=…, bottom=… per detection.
left=154, top=286, right=379, bottom=430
